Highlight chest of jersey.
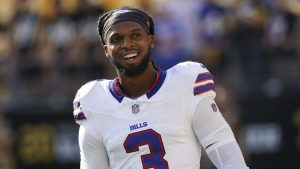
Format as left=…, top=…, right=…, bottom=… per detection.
left=91, top=94, right=201, bottom=169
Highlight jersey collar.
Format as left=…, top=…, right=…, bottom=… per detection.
left=108, top=70, right=167, bottom=103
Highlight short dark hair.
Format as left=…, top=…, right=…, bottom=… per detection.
left=97, top=7, right=155, bottom=45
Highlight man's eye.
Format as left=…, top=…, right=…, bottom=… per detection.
left=111, top=37, right=122, bottom=44
left=132, top=33, right=141, bottom=38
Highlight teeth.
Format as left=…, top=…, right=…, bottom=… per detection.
left=123, top=53, right=138, bottom=59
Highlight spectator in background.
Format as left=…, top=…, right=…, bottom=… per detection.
left=161, top=0, right=203, bottom=54
left=224, top=0, right=269, bottom=94
left=196, top=0, right=228, bottom=70
left=0, top=112, right=15, bottom=169
left=151, top=9, right=193, bottom=70
left=263, top=0, right=300, bottom=92
left=141, top=0, right=202, bottom=70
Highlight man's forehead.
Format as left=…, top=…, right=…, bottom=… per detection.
left=108, top=21, right=145, bottom=35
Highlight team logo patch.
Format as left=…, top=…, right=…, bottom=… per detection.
left=131, top=104, right=140, bottom=114
left=211, top=103, right=218, bottom=112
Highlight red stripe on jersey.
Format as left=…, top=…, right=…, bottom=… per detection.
left=194, top=88, right=215, bottom=96
left=148, top=70, right=161, bottom=93
left=193, top=83, right=215, bottom=96
left=114, top=77, right=124, bottom=97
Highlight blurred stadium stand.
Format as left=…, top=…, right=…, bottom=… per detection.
left=0, top=0, right=299, bottom=169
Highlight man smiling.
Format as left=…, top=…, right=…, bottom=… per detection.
left=73, top=7, right=249, bottom=169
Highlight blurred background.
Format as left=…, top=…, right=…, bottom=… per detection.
left=0, top=0, right=300, bottom=168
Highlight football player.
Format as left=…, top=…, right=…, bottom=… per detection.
left=73, top=7, right=249, bottom=169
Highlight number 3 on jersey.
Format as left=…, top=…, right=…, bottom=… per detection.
left=123, top=129, right=169, bottom=169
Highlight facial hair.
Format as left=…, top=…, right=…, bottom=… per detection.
left=110, top=48, right=151, bottom=77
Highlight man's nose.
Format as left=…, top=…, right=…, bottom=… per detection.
left=121, top=37, right=133, bottom=48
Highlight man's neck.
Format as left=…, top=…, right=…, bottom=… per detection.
left=117, top=63, right=157, bottom=98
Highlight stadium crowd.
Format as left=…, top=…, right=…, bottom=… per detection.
left=0, top=0, right=299, bottom=169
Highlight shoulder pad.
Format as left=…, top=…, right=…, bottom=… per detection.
left=174, top=61, right=209, bottom=74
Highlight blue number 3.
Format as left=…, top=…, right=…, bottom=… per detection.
left=123, top=129, right=169, bottom=169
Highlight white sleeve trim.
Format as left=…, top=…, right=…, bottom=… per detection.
left=207, top=141, right=249, bottom=169
left=201, top=125, right=236, bottom=153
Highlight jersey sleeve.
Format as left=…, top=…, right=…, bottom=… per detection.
left=190, top=64, right=215, bottom=99
left=178, top=61, right=216, bottom=117
left=73, top=81, right=110, bottom=169
left=73, top=91, right=87, bottom=125
left=72, top=81, right=96, bottom=125
left=207, top=141, right=249, bottom=169
left=178, top=63, right=248, bottom=167
left=79, top=122, right=110, bottom=169
left=178, top=62, right=236, bottom=148
left=178, top=61, right=216, bottom=103
left=192, top=97, right=235, bottom=150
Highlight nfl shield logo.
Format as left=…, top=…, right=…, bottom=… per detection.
left=131, top=104, right=140, bottom=114
left=211, top=103, right=218, bottom=112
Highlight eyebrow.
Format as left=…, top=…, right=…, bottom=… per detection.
left=131, top=28, right=143, bottom=32
left=109, top=28, right=144, bottom=36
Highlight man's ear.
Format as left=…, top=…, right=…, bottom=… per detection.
left=149, top=35, right=155, bottom=48
left=103, top=45, right=109, bottom=58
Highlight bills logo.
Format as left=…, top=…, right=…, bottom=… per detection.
left=131, top=104, right=140, bottom=114
left=130, top=122, right=148, bottom=130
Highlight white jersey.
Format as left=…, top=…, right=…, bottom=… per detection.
left=73, top=61, right=227, bottom=169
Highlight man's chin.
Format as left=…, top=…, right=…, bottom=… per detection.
left=113, top=50, right=151, bottom=77
left=120, top=66, right=147, bottom=77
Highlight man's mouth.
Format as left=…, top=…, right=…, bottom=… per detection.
left=123, top=53, right=138, bottom=60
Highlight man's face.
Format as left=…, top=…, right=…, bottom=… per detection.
left=103, top=21, right=154, bottom=77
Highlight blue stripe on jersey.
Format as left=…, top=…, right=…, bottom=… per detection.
left=74, top=112, right=87, bottom=121
left=109, top=80, right=124, bottom=103
left=193, top=83, right=215, bottom=95
left=196, top=72, right=213, bottom=83
left=147, top=70, right=167, bottom=99
left=109, top=70, right=167, bottom=102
